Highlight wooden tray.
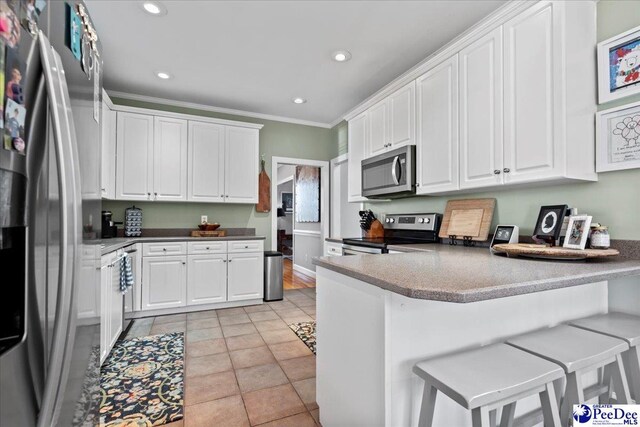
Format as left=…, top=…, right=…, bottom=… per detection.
left=493, top=243, right=619, bottom=260
left=190, top=230, right=227, bottom=238
left=439, top=198, right=496, bottom=241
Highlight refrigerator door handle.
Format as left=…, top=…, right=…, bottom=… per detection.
left=36, top=32, right=83, bottom=427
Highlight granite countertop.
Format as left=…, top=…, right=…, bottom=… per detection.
left=312, top=244, right=640, bottom=303
left=101, top=235, right=266, bottom=255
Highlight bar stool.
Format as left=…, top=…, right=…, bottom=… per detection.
left=570, top=312, right=640, bottom=401
left=413, top=343, right=565, bottom=427
left=507, top=324, right=631, bottom=425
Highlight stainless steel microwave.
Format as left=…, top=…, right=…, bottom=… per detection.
left=361, top=145, right=416, bottom=198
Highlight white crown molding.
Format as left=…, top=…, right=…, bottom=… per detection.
left=342, top=0, right=535, bottom=122
left=107, top=90, right=333, bottom=129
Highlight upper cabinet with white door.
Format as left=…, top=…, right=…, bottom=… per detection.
left=188, top=122, right=225, bottom=202
left=459, top=27, right=504, bottom=190
left=108, top=105, right=263, bottom=203
left=153, top=117, right=188, bottom=201
left=345, top=0, right=596, bottom=198
left=347, top=112, right=368, bottom=202
left=116, top=112, right=154, bottom=200
left=365, top=82, right=415, bottom=159
left=416, top=55, right=459, bottom=194
left=225, top=127, right=259, bottom=203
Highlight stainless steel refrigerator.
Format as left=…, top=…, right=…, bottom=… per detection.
left=0, top=1, right=102, bottom=426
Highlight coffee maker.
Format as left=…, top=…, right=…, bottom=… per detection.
left=101, top=211, right=119, bottom=238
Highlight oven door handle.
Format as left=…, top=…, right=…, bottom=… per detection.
left=391, top=155, right=400, bottom=185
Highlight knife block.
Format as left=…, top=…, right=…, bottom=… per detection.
left=366, top=219, right=384, bottom=239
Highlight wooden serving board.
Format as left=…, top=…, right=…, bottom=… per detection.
left=493, top=243, right=619, bottom=260
left=190, top=230, right=227, bottom=238
left=439, top=198, right=496, bottom=241
left=256, top=160, right=271, bottom=213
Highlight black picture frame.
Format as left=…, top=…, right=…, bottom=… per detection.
left=281, top=192, right=293, bottom=213
left=533, top=205, right=568, bottom=241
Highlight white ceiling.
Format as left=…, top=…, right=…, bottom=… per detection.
left=86, top=0, right=506, bottom=127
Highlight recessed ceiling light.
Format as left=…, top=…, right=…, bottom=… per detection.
left=332, top=50, right=352, bottom=62
left=141, top=1, right=167, bottom=16
left=156, top=71, right=172, bottom=80
left=292, top=98, right=307, bottom=104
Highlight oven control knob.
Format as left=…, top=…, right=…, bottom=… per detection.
left=418, top=218, right=424, bottom=223
left=424, top=217, right=431, bottom=224
left=385, top=218, right=390, bottom=223
left=389, top=218, right=395, bottom=223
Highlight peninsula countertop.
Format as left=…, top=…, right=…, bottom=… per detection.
left=101, top=235, right=266, bottom=255
left=312, top=244, right=640, bottom=303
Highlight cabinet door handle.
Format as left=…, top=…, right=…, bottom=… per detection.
left=162, top=248, right=167, bottom=252
left=244, top=245, right=249, bottom=248
left=223, top=259, right=227, bottom=263
left=503, top=168, right=511, bottom=173
left=182, top=261, right=186, bottom=265
left=147, top=192, right=151, bottom=199
left=494, top=170, right=501, bottom=175
left=154, top=192, right=158, bottom=199
left=206, top=247, right=210, bottom=250
left=228, top=259, right=232, bottom=263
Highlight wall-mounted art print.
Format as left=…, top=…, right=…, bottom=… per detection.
left=295, top=165, right=320, bottom=223
left=281, top=192, right=293, bottom=213
left=598, top=25, right=640, bottom=103
left=596, top=100, right=640, bottom=172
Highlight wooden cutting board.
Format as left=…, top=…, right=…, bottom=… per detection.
left=190, top=230, right=227, bottom=237
left=493, top=243, right=619, bottom=260
left=439, top=198, right=496, bottom=241
left=256, top=159, right=271, bottom=213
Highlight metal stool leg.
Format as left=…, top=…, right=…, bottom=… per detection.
left=611, top=354, right=631, bottom=404
left=472, top=406, right=492, bottom=427
left=418, top=381, right=438, bottom=427
left=499, top=402, right=516, bottom=427
left=540, top=383, right=562, bottom=427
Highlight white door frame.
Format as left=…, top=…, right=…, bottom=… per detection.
left=271, top=157, right=330, bottom=253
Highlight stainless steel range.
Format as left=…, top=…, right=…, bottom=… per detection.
left=342, top=213, right=442, bottom=255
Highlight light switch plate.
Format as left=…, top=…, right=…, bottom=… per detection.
left=200, top=215, right=208, bottom=224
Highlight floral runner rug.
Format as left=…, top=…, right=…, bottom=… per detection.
left=99, top=332, right=184, bottom=426
left=289, top=321, right=316, bottom=354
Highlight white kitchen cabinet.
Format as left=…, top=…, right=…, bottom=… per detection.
left=153, top=117, right=188, bottom=201
left=365, top=82, right=416, bottom=159
left=503, top=1, right=562, bottom=184
left=459, top=27, right=504, bottom=190
left=416, top=55, right=459, bottom=194
left=347, top=112, right=367, bottom=202
left=100, top=251, right=123, bottom=365
left=367, top=101, right=389, bottom=157
left=142, top=256, right=187, bottom=310
left=116, top=112, right=154, bottom=200
left=224, top=127, right=259, bottom=203
left=227, top=252, right=264, bottom=302
left=100, top=92, right=117, bottom=199
left=187, top=254, right=228, bottom=305
left=188, top=122, right=225, bottom=202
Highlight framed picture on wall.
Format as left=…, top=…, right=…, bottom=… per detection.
left=281, top=192, right=293, bottom=212
left=597, top=25, right=640, bottom=103
left=596, top=100, right=640, bottom=172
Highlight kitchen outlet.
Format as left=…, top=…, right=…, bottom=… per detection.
left=200, top=215, right=208, bottom=224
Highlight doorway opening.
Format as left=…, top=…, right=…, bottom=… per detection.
left=271, top=157, right=329, bottom=284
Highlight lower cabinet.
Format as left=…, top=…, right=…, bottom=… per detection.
left=227, top=252, right=264, bottom=302
left=100, top=251, right=124, bottom=365
left=141, top=255, right=188, bottom=310
left=187, top=254, right=228, bottom=305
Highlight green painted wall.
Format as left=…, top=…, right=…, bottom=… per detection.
left=363, top=0, right=640, bottom=239
left=103, top=98, right=337, bottom=248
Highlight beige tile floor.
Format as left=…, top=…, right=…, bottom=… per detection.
left=125, top=288, right=319, bottom=427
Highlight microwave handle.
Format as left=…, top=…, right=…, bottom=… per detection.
left=391, top=156, right=400, bottom=185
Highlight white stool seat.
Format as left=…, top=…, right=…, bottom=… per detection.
left=413, top=343, right=564, bottom=409
left=570, top=312, right=640, bottom=347
left=507, top=324, right=629, bottom=372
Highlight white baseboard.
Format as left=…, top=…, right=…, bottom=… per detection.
left=293, top=263, right=316, bottom=278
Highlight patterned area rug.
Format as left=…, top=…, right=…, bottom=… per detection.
left=289, top=321, right=316, bottom=354
left=100, top=332, right=184, bottom=427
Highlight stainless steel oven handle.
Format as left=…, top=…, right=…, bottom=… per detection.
left=391, top=156, right=400, bottom=185
left=342, top=244, right=383, bottom=255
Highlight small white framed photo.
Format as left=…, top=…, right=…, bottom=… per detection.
left=563, top=215, right=592, bottom=250
left=596, top=100, right=640, bottom=172
left=597, top=24, right=640, bottom=104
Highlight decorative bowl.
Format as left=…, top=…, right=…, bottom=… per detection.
left=198, top=223, right=220, bottom=231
